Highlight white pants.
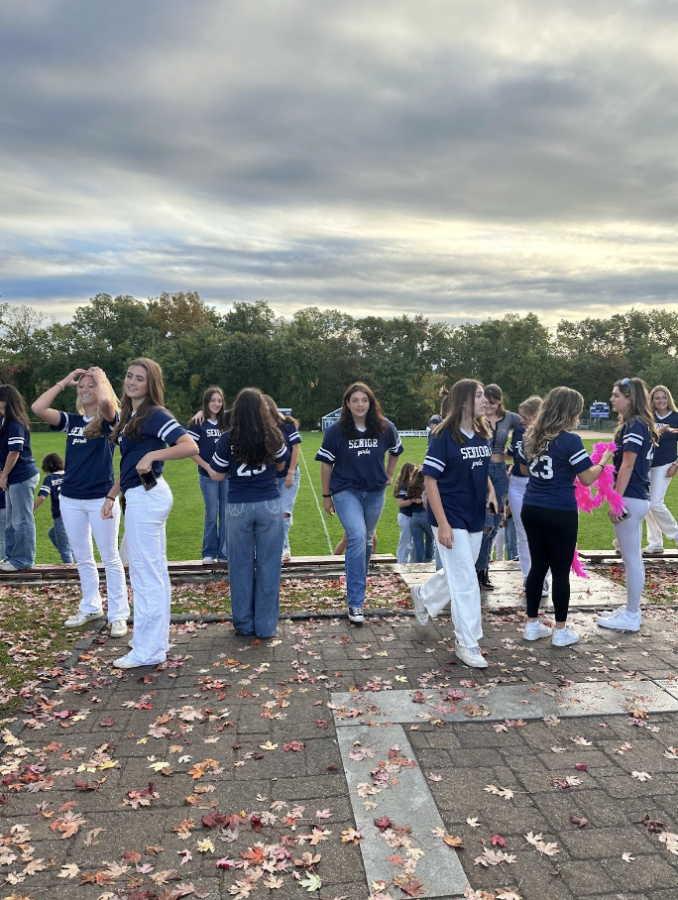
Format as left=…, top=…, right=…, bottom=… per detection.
left=418, top=527, right=483, bottom=649
left=396, top=513, right=413, bottom=563
left=508, top=477, right=531, bottom=578
left=125, top=479, right=173, bottom=664
left=614, top=496, right=650, bottom=614
left=60, top=495, right=129, bottom=622
left=645, top=463, right=678, bottom=548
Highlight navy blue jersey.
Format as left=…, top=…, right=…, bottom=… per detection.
left=651, top=411, right=678, bottom=468
left=118, top=408, right=187, bottom=493
left=187, top=420, right=226, bottom=478
left=422, top=429, right=491, bottom=532
left=38, top=472, right=65, bottom=520
left=315, top=420, right=403, bottom=494
left=52, top=411, right=117, bottom=499
left=397, top=487, right=414, bottom=518
left=280, top=421, right=302, bottom=477
left=507, top=425, right=528, bottom=479
left=0, top=421, right=38, bottom=485
left=524, top=431, right=593, bottom=511
left=0, top=487, right=5, bottom=510
left=614, top=417, right=653, bottom=501
left=211, top=432, right=286, bottom=502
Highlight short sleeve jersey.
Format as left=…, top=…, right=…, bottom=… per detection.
left=39, top=472, right=65, bottom=519
left=53, top=411, right=117, bottom=499
left=280, top=421, right=302, bottom=477
left=651, top=411, right=678, bottom=468
left=507, top=425, right=528, bottom=479
left=422, top=429, right=491, bottom=532
left=315, top=420, right=403, bottom=494
left=397, top=487, right=414, bottom=518
left=211, top=432, right=287, bottom=502
left=613, top=417, right=653, bottom=500
left=0, top=421, right=39, bottom=485
left=187, top=420, right=226, bottom=478
left=524, top=431, right=593, bottom=511
left=118, top=408, right=187, bottom=493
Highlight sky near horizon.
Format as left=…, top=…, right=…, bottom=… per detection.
left=1, top=1, right=677, bottom=327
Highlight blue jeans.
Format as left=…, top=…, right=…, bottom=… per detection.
left=0, top=507, right=6, bottom=559
left=410, top=510, right=434, bottom=563
left=280, top=468, right=300, bottom=556
left=226, top=498, right=284, bottom=638
left=199, top=475, right=228, bottom=559
left=476, top=462, right=508, bottom=572
left=5, top=474, right=40, bottom=569
left=332, top=489, right=385, bottom=609
left=48, top=516, right=74, bottom=563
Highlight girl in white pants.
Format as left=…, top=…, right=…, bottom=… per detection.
left=410, top=379, right=497, bottom=668
left=507, top=396, right=542, bottom=583
left=643, top=385, right=678, bottom=554
left=598, top=378, right=658, bottom=633
left=102, top=358, right=198, bottom=668
left=31, top=368, right=129, bottom=637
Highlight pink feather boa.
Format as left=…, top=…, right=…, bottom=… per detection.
left=571, top=441, right=622, bottom=578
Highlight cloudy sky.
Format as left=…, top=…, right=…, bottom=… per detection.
left=1, top=0, right=676, bottom=326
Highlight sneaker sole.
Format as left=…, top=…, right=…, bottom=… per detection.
left=596, top=620, right=640, bottom=632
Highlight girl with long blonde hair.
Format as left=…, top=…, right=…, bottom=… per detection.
left=643, top=385, right=678, bottom=556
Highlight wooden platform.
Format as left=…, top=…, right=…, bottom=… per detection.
left=579, top=549, right=678, bottom=563
left=0, top=554, right=398, bottom=584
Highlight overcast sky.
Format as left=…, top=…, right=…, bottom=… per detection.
left=1, top=0, right=677, bottom=326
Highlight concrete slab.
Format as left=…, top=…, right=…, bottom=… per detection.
left=336, top=724, right=469, bottom=899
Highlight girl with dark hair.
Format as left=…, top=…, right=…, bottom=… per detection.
left=597, top=377, right=658, bottom=632
left=410, top=379, right=495, bottom=667
left=643, top=385, right=678, bottom=555
left=394, top=461, right=417, bottom=563
left=187, top=386, right=229, bottom=564
left=317, top=382, right=403, bottom=624
left=102, top=358, right=198, bottom=668
left=521, top=387, right=612, bottom=646
left=0, top=385, right=39, bottom=572
left=34, top=452, right=73, bottom=564
left=476, top=383, right=522, bottom=591
left=506, top=395, right=543, bottom=589
left=210, top=387, right=287, bottom=638
left=407, top=466, right=434, bottom=563
left=262, top=396, right=302, bottom=561
left=32, top=367, right=128, bottom=633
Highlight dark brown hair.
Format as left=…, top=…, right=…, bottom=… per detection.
left=229, top=387, right=285, bottom=466
left=0, top=384, right=30, bottom=434
left=339, top=382, right=388, bottom=440
left=111, top=358, right=166, bottom=443
left=201, top=386, right=229, bottom=430
left=434, top=379, right=490, bottom=446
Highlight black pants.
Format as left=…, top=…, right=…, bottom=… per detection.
left=521, top=504, right=578, bottom=623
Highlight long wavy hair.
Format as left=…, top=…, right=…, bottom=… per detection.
left=406, top=466, right=425, bottom=500
left=434, top=379, right=490, bottom=446
left=524, top=387, right=583, bottom=460
left=75, top=370, right=121, bottom=440
left=339, top=382, right=388, bottom=440
left=518, top=395, right=542, bottom=420
left=201, top=386, right=229, bottom=430
left=111, top=358, right=165, bottom=443
left=0, top=384, right=30, bottom=434
left=393, top=461, right=416, bottom=497
left=613, top=377, right=659, bottom=446
left=229, top=387, right=285, bottom=466
left=650, top=384, right=677, bottom=414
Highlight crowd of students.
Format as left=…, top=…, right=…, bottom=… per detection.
left=0, top=366, right=675, bottom=669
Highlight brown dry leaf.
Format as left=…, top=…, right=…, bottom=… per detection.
left=484, top=784, right=514, bottom=800
left=525, top=832, right=560, bottom=857
left=443, top=835, right=464, bottom=849
left=474, top=847, right=516, bottom=867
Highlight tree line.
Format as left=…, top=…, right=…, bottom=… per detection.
left=1, top=294, right=677, bottom=428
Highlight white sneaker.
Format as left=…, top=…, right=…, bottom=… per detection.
left=0, top=561, right=24, bottom=572
left=348, top=607, right=365, bottom=625
left=523, top=620, right=553, bottom=641
left=113, top=653, right=164, bottom=669
left=64, top=611, right=104, bottom=628
left=552, top=625, right=579, bottom=647
left=110, top=619, right=128, bottom=638
left=410, top=585, right=429, bottom=626
left=597, top=608, right=642, bottom=632
left=455, top=642, right=488, bottom=668
left=202, top=557, right=214, bottom=565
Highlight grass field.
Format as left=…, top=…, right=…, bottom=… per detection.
left=24, top=432, right=678, bottom=563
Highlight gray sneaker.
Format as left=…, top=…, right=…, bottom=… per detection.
left=64, top=611, right=104, bottom=628
left=410, top=585, right=429, bottom=626
left=454, top=642, right=488, bottom=668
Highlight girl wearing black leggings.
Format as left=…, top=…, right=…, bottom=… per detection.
left=520, top=387, right=612, bottom=646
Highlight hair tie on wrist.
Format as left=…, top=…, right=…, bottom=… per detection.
left=106, top=495, right=116, bottom=501
left=322, top=493, right=331, bottom=498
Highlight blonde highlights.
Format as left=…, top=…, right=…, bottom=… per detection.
left=524, top=387, right=584, bottom=460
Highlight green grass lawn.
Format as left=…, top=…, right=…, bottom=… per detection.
left=25, top=432, right=678, bottom=563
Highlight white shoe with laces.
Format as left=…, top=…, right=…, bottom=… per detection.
left=552, top=625, right=579, bottom=647
left=597, top=608, right=642, bottom=632
left=523, top=620, right=553, bottom=641
left=348, top=607, right=365, bottom=625
left=410, top=585, right=429, bottom=626
left=110, top=619, right=128, bottom=638
left=64, top=611, right=104, bottom=628
left=455, top=642, right=488, bottom=668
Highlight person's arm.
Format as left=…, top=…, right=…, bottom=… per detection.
left=189, top=410, right=205, bottom=426
left=385, top=453, right=398, bottom=486
left=101, top=478, right=121, bottom=519
left=487, top=477, right=498, bottom=512
left=31, top=370, right=86, bottom=426
left=34, top=494, right=46, bottom=512
left=424, top=475, right=453, bottom=548
left=608, top=451, right=637, bottom=522
left=320, top=462, right=335, bottom=515
left=284, top=444, right=300, bottom=488
left=666, top=460, right=678, bottom=479
left=397, top=495, right=413, bottom=508
left=88, top=366, right=116, bottom=422
left=136, top=433, right=199, bottom=474
left=0, top=451, right=20, bottom=491
left=578, top=450, right=614, bottom=487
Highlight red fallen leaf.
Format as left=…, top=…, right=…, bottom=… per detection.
left=283, top=741, right=306, bottom=752
left=242, top=846, right=265, bottom=865
left=374, top=816, right=393, bottom=832
left=490, top=834, right=507, bottom=847
left=636, top=814, right=665, bottom=833
left=74, top=779, right=105, bottom=791
left=315, top=719, right=329, bottom=729
left=575, top=763, right=588, bottom=771
left=570, top=815, right=588, bottom=828
left=99, top=718, right=116, bottom=728
left=399, top=878, right=425, bottom=897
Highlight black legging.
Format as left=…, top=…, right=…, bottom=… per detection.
left=521, top=504, right=578, bottom=623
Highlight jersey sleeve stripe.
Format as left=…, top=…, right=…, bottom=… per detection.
left=187, top=429, right=200, bottom=440
left=157, top=418, right=180, bottom=441
left=287, top=430, right=301, bottom=443
left=316, top=448, right=335, bottom=463
left=623, top=434, right=643, bottom=446
left=569, top=449, right=589, bottom=464
left=211, top=452, right=229, bottom=469
left=388, top=438, right=403, bottom=454
left=276, top=444, right=287, bottom=459
left=7, top=437, right=24, bottom=446
left=423, top=455, right=445, bottom=473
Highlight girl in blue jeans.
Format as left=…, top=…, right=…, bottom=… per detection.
left=317, top=382, right=403, bottom=624
left=0, top=385, right=40, bottom=572
left=187, top=387, right=229, bottom=564
left=211, top=388, right=287, bottom=639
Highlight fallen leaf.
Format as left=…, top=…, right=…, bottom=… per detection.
left=622, top=852, right=635, bottom=862
left=631, top=771, right=652, bottom=782
left=569, top=815, right=588, bottom=828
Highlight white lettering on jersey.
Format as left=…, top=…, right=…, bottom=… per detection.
left=348, top=438, right=379, bottom=450
left=459, top=445, right=491, bottom=460
left=528, top=455, right=554, bottom=480
left=236, top=462, right=267, bottom=477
